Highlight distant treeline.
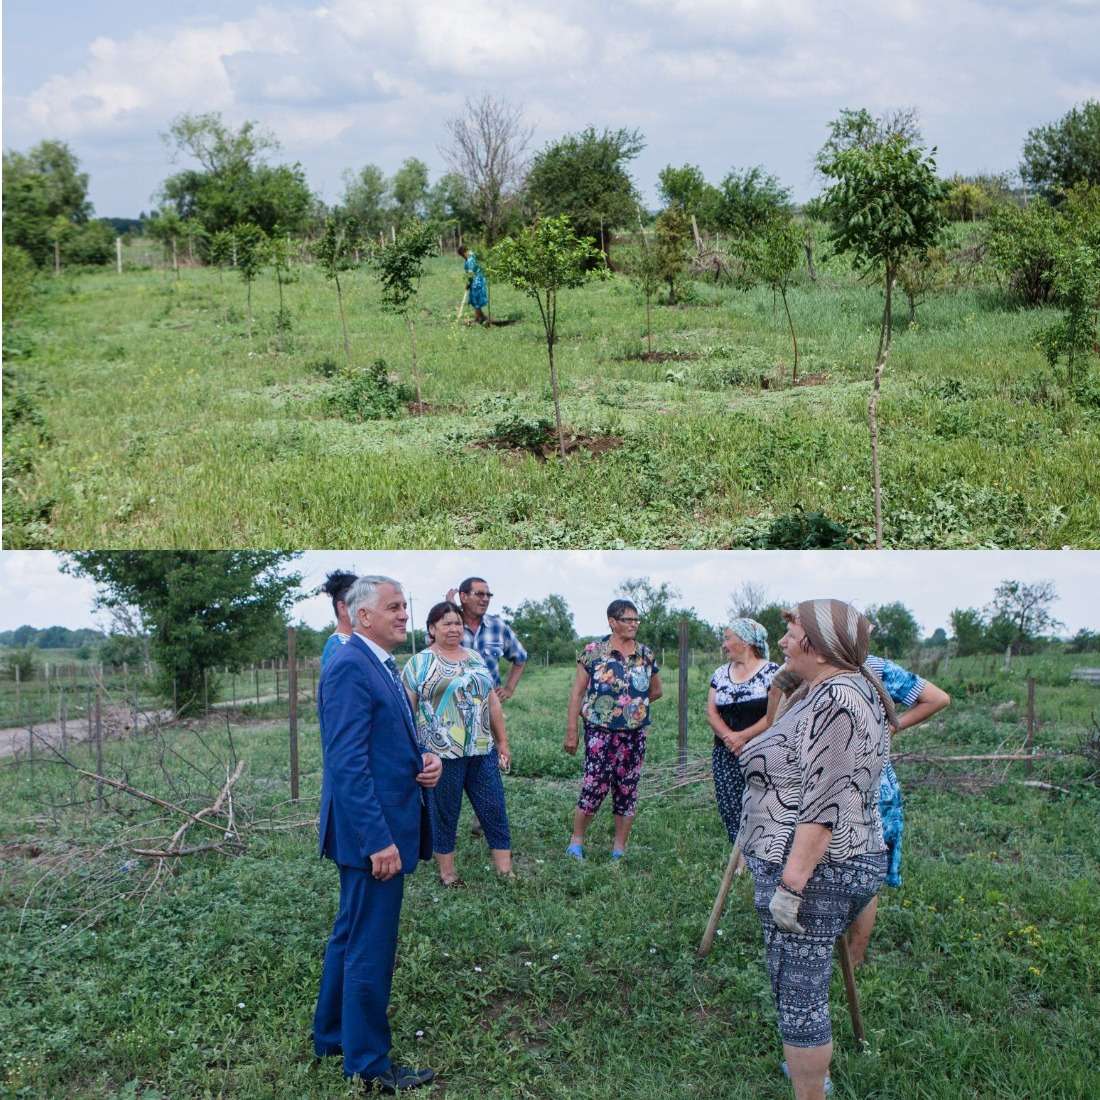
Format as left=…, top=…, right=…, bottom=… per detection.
left=0, top=625, right=106, bottom=649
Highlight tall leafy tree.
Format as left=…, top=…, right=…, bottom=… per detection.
left=488, top=216, right=608, bottom=457
left=615, top=577, right=718, bottom=652
left=1021, top=100, right=1100, bottom=200
left=715, top=167, right=792, bottom=238
left=986, top=580, right=1062, bottom=653
left=341, top=165, right=390, bottom=238
left=865, top=601, right=920, bottom=658
left=159, top=112, right=312, bottom=235
left=821, top=132, right=948, bottom=547
left=372, top=221, right=438, bottom=409
left=62, top=552, right=301, bottom=715
left=2, top=140, right=93, bottom=266
left=525, top=127, right=645, bottom=262
left=503, top=594, right=577, bottom=662
left=658, top=164, right=721, bottom=225
left=391, top=158, right=430, bottom=227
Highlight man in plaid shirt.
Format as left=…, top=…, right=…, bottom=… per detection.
left=446, top=577, right=528, bottom=699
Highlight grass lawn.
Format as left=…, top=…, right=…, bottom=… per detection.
left=5, top=235, right=1099, bottom=549
left=3, top=659, right=1099, bottom=1098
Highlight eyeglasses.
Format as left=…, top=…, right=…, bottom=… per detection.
left=470, top=591, right=493, bottom=599
left=614, top=617, right=641, bottom=625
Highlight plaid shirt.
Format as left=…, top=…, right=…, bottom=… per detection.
left=462, top=614, right=527, bottom=687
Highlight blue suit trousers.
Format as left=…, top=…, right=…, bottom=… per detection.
left=313, top=864, right=405, bottom=1078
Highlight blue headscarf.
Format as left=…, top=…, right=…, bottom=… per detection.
left=727, top=617, right=769, bottom=661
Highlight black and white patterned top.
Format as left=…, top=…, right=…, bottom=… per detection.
left=710, top=660, right=780, bottom=745
left=737, top=673, right=890, bottom=865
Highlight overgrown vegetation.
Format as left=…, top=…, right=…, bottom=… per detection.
left=3, top=659, right=1098, bottom=1098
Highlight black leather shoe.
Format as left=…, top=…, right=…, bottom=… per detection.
left=361, top=1065, right=435, bottom=1094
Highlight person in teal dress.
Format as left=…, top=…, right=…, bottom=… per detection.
left=457, top=245, right=488, bottom=324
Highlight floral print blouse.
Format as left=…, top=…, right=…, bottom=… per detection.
left=400, top=648, right=495, bottom=759
left=578, top=637, right=660, bottom=731
left=710, top=660, right=780, bottom=743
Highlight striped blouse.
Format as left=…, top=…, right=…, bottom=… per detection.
left=737, top=673, right=890, bottom=865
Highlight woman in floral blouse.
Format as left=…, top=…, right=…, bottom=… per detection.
left=563, top=599, right=663, bottom=861
left=402, top=601, right=513, bottom=886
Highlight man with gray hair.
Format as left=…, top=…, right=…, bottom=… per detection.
left=312, top=575, right=441, bottom=1093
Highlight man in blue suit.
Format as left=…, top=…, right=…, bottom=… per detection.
left=313, top=575, right=442, bottom=1092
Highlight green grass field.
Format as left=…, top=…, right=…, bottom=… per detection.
left=5, top=235, right=1099, bottom=549
left=3, top=660, right=1099, bottom=1098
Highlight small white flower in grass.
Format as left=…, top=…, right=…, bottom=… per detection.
left=474, top=965, right=482, bottom=973
left=716, top=930, right=724, bottom=937
left=524, top=961, right=532, bottom=967
left=649, top=947, right=657, bottom=954
left=415, top=1030, right=425, bottom=1039
left=442, top=952, right=449, bottom=957
left=552, top=954, right=560, bottom=961
left=237, top=1002, right=245, bottom=1009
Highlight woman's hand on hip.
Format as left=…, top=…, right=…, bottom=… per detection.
left=769, top=883, right=806, bottom=934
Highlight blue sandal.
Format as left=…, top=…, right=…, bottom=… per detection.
left=566, top=842, right=585, bottom=861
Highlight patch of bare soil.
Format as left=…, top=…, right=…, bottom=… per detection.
left=473, top=434, right=624, bottom=461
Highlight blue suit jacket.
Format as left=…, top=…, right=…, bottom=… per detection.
left=317, top=635, right=432, bottom=871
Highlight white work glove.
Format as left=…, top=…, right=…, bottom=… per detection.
left=769, top=883, right=806, bottom=933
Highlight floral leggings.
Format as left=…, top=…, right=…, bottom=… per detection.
left=576, top=721, right=647, bottom=818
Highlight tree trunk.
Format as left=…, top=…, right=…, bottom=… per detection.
left=406, top=314, right=423, bottom=412
left=172, top=237, right=179, bottom=280
left=546, top=291, right=566, bottom=458
left=54, top=240, right=61, bottom=275
left=335, top=273, right=351, bottom=368
left=781, top=288, right=799, bottom=383
left=804, top=236, right=817, bottom=282
left=247, top=280, right=254, bottom=348
left=645, top=290, right=653, bottom=355
left=869, top=270, right=895, bottom=550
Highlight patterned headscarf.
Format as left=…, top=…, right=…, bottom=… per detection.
left=727, top=617, right=769, bottom=661
left=778, top=599, right=898, bottom=729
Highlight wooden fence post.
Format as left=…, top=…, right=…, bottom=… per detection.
left=59, top=687, right=68, bottom=752
left=288, top=629, right=300, bottom=801
left=204, top=667, right=210, bottom=716
left=1025, top=677, right=1036, bottom=775
left=254, top=665, right=260, bottom=706
left=95, top=684, right=104, bottom=810
left=677, top=620, right=689, bottom=780
left=275, top=664, right=281, bottom=705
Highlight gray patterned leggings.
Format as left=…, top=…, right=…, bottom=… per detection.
left=746, top=851, right=886, bottom=1046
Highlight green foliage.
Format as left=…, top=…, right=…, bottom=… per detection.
left=615, top=576, right=719, bottom=651
left=715, top=166, right=793, bottom=237
left=207, top=229, right=235, bottom=269
left=943, top=174, right=1014, bottom=221
left=815, top=106, right=923, bottom=172
left=373, top=221, right=438, bottom=314
left=488, top=215, right=608, bottom=455
left=232, top=224, right=268, bottom=286
left=2, top=646, right=36, bottom=681
left=1021, top=99, right=1100, bottom=200
left=764, top=508, right=853, bottom=549
left=391, top=157, right=430, bottom=225
left=99, top=632, right=148, bottom=669
left=503, top=594, right=577, bottom=662
left=743, top=214, right=803, bottom=376
left=325, top=359, right=411, bottom=421
left=657, top=164, right=721, bottom=225
left=865, top=601, right=921, bottom=658
left=486, top=412, right=556, bottom=452
left=821, top=136, right=948, bottom=279
left=525, top=127, right=645, bottom=256
left=951, top=580, right=1061, bottom=656
left=61, top=552, right=302, bottom=714
left=2, top=246, right=38, bottom=322
left=1039, top=208, right=1100, bottom=388
left=897, top=246, right=951, bottom=324
left=985, top=200, right=1061, bottom=306
left=1, top=140, right=92, bottom=266
left=63, top=220, right=117, bottom=266
left=315, top=217, right=360, bottom=281
left=159, top=112, right=312, bottom=235
left=653, top=207, right=694, bottom=304
left=341, top=164, right=389, bottom=236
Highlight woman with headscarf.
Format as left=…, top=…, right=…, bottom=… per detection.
left=705, top=618, right=779, bottom=846
left=770, top=652, right=950, bottom=966
left=457, top=245, right=488, bottom=324
left=737, top=600, right=894, bottom=1100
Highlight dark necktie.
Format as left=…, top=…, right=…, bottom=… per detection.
left=384, top=656, right=404, bottom=693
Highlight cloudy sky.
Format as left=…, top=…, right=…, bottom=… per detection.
left=5, top=1, right=1099, bottom=217
left=2, top=551, right=1097, bottom=638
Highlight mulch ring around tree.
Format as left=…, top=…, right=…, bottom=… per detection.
left=472, top=433, right=624, bottom=461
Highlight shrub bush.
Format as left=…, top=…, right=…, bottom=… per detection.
left=324, top=359, right=410, bottom=421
